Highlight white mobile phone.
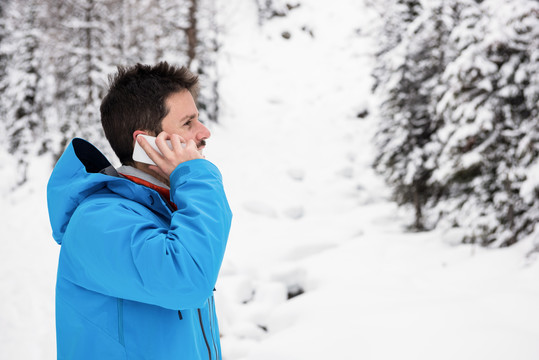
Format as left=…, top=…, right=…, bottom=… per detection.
left=132, top=135, right=174, bottom=165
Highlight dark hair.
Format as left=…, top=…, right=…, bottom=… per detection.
left=100, top=62, right=199, bottom=165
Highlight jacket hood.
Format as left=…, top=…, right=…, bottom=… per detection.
left=47, top=138, right=169, bottom=245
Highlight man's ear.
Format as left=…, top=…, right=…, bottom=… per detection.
left=133, top=130, right=149, bottom=144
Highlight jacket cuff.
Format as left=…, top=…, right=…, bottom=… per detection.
left=169, top=159, right=222, bottom=190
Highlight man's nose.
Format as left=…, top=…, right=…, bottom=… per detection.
left=198, top=123, right=211, bottom=140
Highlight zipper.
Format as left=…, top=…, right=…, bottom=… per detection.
left=117, top=298, right=125, bottom=346
left=198, top=308, right=212, bottom=360
left=208, top=296, right=219, bottom=359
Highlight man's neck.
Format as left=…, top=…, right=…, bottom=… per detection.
left=117, top=164, right=170, bottom=189
left=135, top=163, right=170, bottom=187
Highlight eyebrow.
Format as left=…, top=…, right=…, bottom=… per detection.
left=181, top=113, right=198, bottom=122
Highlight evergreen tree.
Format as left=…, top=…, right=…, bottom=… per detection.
left=370, top=0, right=422, bottom=92
left=373, top=0, right=461, bottom=230
left=0, top=1, right=8, bottom=134
left=192, top=0, right=220, bottom=123
left=0, top=0, right=7, bottom=87
left=0, top=0, right=52, bottom=182
left=431, top=0, right=539, bottom=246
left=118, top=0, right=188, bottom=65
left=373, top=0, right=539, bottom=246
left=47, top=0, right=118, bottom=157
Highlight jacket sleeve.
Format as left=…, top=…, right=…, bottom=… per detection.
left=59, top=159, right=233, bottom=310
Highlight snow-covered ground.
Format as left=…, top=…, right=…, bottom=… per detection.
left=1, top=0, right=538, bottom=359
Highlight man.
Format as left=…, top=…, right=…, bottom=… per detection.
left=47, top=62, right=232, bottom=359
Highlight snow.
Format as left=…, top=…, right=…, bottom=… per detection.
left=1, top=0, right=538, bottom=359
left=522, top=161, right=539, bottom=203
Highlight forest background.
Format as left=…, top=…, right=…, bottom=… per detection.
left=1, top=0, right=537, bottom=247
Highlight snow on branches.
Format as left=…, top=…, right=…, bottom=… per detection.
left=0, top=0, right=221, bottom=176
left=372, top=0, right=539, bottom=246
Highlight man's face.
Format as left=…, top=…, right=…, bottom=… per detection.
left=160, top=90, right=211, bottom=151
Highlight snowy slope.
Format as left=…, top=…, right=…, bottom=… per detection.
left=0, top=0, right=538, bottom=359
left=207, top=0, right=539, bottom=359
left=0, top=160, right=58, bottom=359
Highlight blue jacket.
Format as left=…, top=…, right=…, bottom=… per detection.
left=47, top=138, right=232, bottom=359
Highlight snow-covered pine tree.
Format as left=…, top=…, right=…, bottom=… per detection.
left=135, top=0, right=220, bottom=123
left=0, top=0, right=53, bottom=183
left=373, top=0, right=538, bottom=246
left=191, top=0, right=220, bottom=123
left=373, top=0, right=460, bottom=230
left=0, top=1, right=6, bottom=85
left=115, top=0, right=150, bottom=64
left=117, top=0, right=185, bottom=66
left=430, top=0, right=539, bottom=246
left=154, top=0, right=190, bottom=65
left=0, top=0, right=8, bottom=119
left=47, top=0, right=119, bottom=158
left=370, top=0, right=422, bottom=92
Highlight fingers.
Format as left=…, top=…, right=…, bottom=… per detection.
left=155, top=132, right=189, bottom=154
left=140, top=132, right=203, bottom=177
left=169, top=133, right=185, bottom=151
left=136, top=135, right=163, bottom=165
left=154, top=132, right=173, bottom=158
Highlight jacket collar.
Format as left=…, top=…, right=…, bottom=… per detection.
left=116, top=165, right=169, bottom=189
left=117, top=166, right=177, bottom=211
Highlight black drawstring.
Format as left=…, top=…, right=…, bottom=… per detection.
left=177, top=289, right=216, bottom=320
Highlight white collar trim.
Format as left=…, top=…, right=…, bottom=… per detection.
left=116, top=165, right=170, bottom=189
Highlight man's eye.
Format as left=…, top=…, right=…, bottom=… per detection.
left=184, top=120, right=192, bottom=127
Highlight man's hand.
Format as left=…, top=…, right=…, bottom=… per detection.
left=137, top=131, right=204, bottom=179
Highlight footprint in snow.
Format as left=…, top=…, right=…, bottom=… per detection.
left=283, top=206, right=304, bottom=220
left=287, top=168, right=305, bottom=181
left=242, top=201, right=278, bottom=218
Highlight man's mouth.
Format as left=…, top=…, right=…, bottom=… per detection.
left=197, top=140, right=206, bottom=154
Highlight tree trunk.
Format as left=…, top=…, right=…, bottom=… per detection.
left=413, top=184, right=424, bottom=231
left=186, top=0, right=197, bottom=69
